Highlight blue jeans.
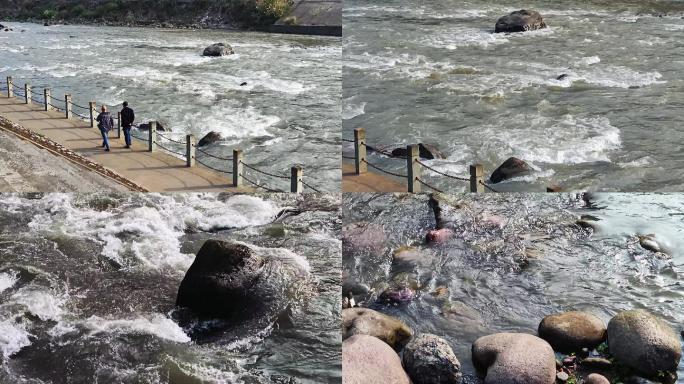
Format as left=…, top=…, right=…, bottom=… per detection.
left=100, top=129, right=110, bottom=150
left=123, top=127, right=132, bottom=146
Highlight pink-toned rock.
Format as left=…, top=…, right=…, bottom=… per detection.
left=585, top=374, right=610, bottom=384
left=343, top=334, right=411, bottom=384
left=472, top=333, right=556, bottom=384
left=426, top=228, right=454, bottom=244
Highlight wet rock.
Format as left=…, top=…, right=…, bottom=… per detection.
left=426, top=228, right=454, bottom=244
left=378, top=287, right=415, bottom=305
left=391, top=143, right=446, bottom=160
left=556, top=372, right=569, bottom=382
left=342, top=280, right=370, bottom=297
left=576, top=220, right=599, bottom=232
left=342, top=222, right=387, bottom=256
left=402, top=333, right=462, bottom=384
left=202, top=42, right=234, bottom=57
left=342, top=307, right=412, bottom=350
left=546, top=185, right=563, bottom=192
left=556, top=74, right=569, bottom=81
left=343, top=334, right=411, bottom=384
left=538, top=311, right=606, bottom=353
left=585, top=374, right=610, bottom=384
left=489, top=157, right=531, bottom=184
left=495, top=10, right=547, bottom=33
left=137, top=122, right=168, bottom=131
left=240, top=82, right=248, bottom=86
left=637, top=234, right=669, bottom=255
left=198, top=131, right=222, bottom=147
left=176, top=240, right=308, bottom=324
left=580, top=357, right=612, bottom=370
left=472, top=333, right=556, bottom=384
left=607, top=309, right=682, bottom=376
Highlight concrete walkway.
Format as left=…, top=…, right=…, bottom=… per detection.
left=0, top=96, right=251, bottom=192
left=342, top=162, right=407, bottom=192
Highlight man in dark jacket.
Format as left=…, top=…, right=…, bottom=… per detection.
left=120, top=101, right=135, bottom=149
left=96, top=106, right=114, bottom=152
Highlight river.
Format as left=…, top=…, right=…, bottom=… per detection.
left=0, top=193, right=341, bottom=383
left=0, top=22, right=341, bottom=192
left=343, top=192, right=684, bottom=381
left=343, top=0, right=684, bottom=192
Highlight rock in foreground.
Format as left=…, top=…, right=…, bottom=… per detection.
left=198, top=131, right=222, bottom=147
left=607, top=309, right=681, bottom=376
left=391, top=143, right=446, bottom=160
left=490, top=157, right=531, bottom=184
left=495, top=10, right=547, bottom=33
left=203, top=43, right=234, bottom=57
left=343, top=334, right=411, bottom=384
left=176, top=240, right=308, bottom=324
left=472, top=333, right=556, bottom=384
left=342, top=307, right=412, bottom=349
left=402, top=333, right=462, bottom=384
left=538, top=311, right=606, bottom=353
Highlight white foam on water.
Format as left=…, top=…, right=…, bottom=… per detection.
left=578, top=56, right=601, bottom=66
left=11, top=287, right=67, bottom=321
left=237, top=242, right=310, bottom=275
left=419, top=28, right=511, bottom=50
left=0, top=271, right=18, bottom=293
left=0, top=320, right=31, bottom=359
left=82, top=314, right=190, bottom=343
left=181, top=103, right=280, bottom=140
left=342, top=99, right=366, bottom=120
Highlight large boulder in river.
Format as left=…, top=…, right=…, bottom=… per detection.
left=343, top=334, right=411, bottom=384
left=402, top=333, right=462, bottom=384
left=203, top=43, right=234, bottom=57
left=489, top=157, right=531, bottom=184
left=538, top=311, right=606, bottom=353
left=198, top=131, right=222, bottom=147
left=472, top=333, right=556, bottom=384
left=607, top=309, right=681, bottom=376
left=391, top=143, right=446, bottom=160
left=342, top=307, right=412, bottom=350
left=495, top=10, right=547, bottom=33
left=176, top=240, right=308, bottom=324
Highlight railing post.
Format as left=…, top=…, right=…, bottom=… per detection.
left=148, top=121, right=157, bottom=152
left=6, top=77, right=13, bottom=98
left=44, top=88, right=51, bottom=111
left=291, top=166, right=303, bottom=193
left=470, top=164, right=485, bottom=193
left=406, top=144, right=421, bottom=193
left=233, top=149, right=243, bottom=187
left=24, top=84, right=31, bottom=104
left=64, top=94, right=72, bottom=119
left=354, top=127, right=367, bottom=174
left=186, top=134, right=195, bottom=167
left=117, top=112, right=122, bottom=139
left=89, top=102, right=96, bottom=128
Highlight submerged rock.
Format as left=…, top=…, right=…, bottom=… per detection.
left=342, top=307, right=412, bottom=349
left=175, top=240, right=308, bottom=324
left=378, top=287, right=415, bottom=305
left=402, top=333, right=462, bottom=384
left=342, top=222, right=387, bottom=256
left=426, top=228, right=454, bottom=244
left=495, top=10, right=547, bottom=33
left=391, top=143, right=446, bottom=160
left=490, top=157, right=531, bottom=184
left=198, top=131, right=222, bottom=147
left=607, top=309, right=681, bottom=376
left=343, top=334, right=411, bottom=384
left=538, top=311, right=606, bottom=353
left=472, top=333, right=556, bottom=384
left=203, top=42, right=234, bottom=57
left=637, top=234, right=670, bottom=256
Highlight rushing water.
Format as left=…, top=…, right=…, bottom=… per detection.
left=343, top=0, right=684, bottom=192
left=0, top=193, right=341, bottom=383
left=0, top=22, right=341, bottom=192
left=343, top=193, right=684, bottom=380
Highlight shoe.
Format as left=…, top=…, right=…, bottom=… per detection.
left=105, top=148, right=110, bottom=152
left=125, top=145, right=131, bottom=149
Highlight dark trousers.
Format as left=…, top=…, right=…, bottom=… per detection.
left=100, top=128, right=110, bottom=150
left=123, top=127, right=132, bottom=146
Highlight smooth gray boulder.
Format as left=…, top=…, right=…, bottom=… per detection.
left=343, top=334, right=411, bottom=384
left=402, top=333, right=462, bottom=384
left=176, top=240, right=308, bottom=324
left=342, top=307, right=412, bottom=350
left=538, top=311, right=606, bottom=353
left=202, top=43, right=234, bottom=57
left=495, top=10, right=547, bottom=33
left=607, top=309, right=681, bottom=376
left=472, top=333, right=556, bottom=384
left=490, top=157, right=531, bottom=183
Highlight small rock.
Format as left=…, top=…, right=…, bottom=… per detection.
left=607, top=309, right=682, bottom=376
left=378, top=287, right=415, bottom=305
left=240, top=82, right=248, bottom=86
left=562, top=356, right=575, bottom=366
left=538, top=311, right=607, bottom=353
left=391, top=143, right=446, bottom=160
left=137, top=122, right=168, bottom=131
left=556, top=74, right=569, bottom=81
left=198, top=131, right=222, bottom=147
left=343, top=334, right=411, bottom=384
left=342, top=308, right=412, bottom=349
left=580, top=357, right=612, bottom=369
left=426, top=228, right=454, bottom=244
left=472, top=333, right=556, bottom=384
left=402, top=333, right=462, bottom=384
left=490, top=157, right=531, bottom=184
left=495, top=10, right=547, bottom=33
left=637, top=234, right=669, bottom=255
left=202, top=42, right=234, bottom=57
left=556, top=372, right=569, bottom=382
left=547, top=185, right=563, bottom=192
left=585, top=373, right=610, bottom=384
